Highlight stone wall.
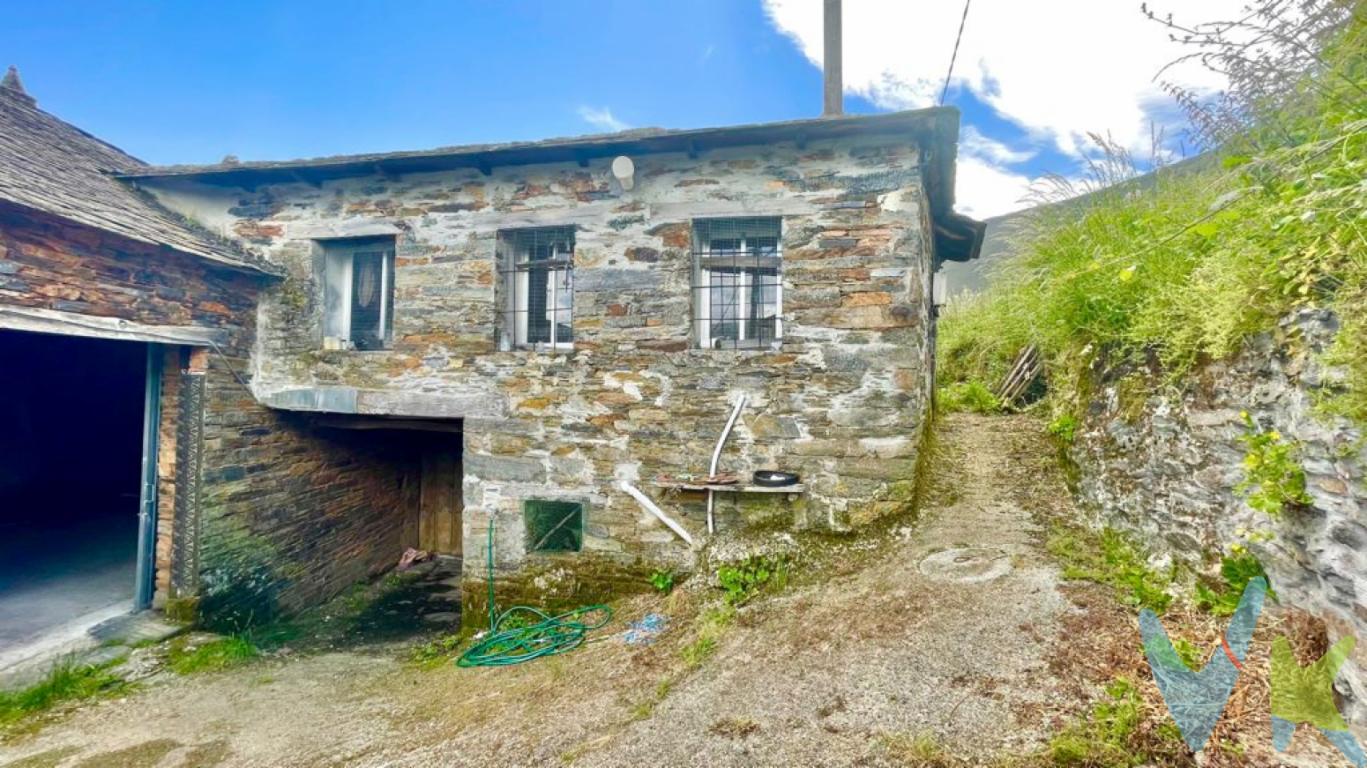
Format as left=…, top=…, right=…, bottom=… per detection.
left=1069, top=309, right=1367, bottom=725
left=144, top=135, right=936, bottom=601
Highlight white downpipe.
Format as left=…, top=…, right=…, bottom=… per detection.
left=706, top=394, right=748, bottom=534
left=621, top=482, right=694, bottom=546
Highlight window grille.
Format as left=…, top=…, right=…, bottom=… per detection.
left=524, top=499, right=583, bottom=553
left=691, top=217, right=782, bottom=349
left=321, top=236, right=395, bottom=351
left=498, top=227, right=575, bottom=351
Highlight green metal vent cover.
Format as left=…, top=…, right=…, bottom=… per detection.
left=525, top=499, right=583, bottom=552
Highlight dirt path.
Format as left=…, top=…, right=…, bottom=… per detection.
left=0, top=414, right=1082, bottom=768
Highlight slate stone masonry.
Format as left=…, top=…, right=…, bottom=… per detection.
left=144, top=134, right=938, bottom=612
left=1070, top=309, right=1367, bottom=727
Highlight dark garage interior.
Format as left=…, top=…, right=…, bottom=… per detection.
left=0, top=329, right=146, bottom=653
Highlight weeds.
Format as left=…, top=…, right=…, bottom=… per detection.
left=1194, top=551, right=1274, bottom=616
left=680, top=605, right=734, bottom=669
left=1236, top=411, right=1312, bottom=517
left=411, top=629, right=475, bottom=668
left=716, top=555, right=789, bottom=607
left=937, top=380, right=1002, bottom=414
left=648, top=569, right=675, bottom=595
left=1045, top=678, right=1186, bottom=767
left=1046, top=413, right=1079, bottom=444
left=167, top=634, right=259, bottom=675
left=0, top=658, right=127, bottom=729
left=1048, top=525, right=1175, bottom=613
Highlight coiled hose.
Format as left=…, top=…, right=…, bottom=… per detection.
left=457, top=519, right=612, bottom=667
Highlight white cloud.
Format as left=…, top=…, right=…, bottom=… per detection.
left=763, top=0, right=1243, bottom=218
left=761, top=0, right=1242, bottom=157
left=960, top=125, right=1036, bottom=165
left=577, top=105, right=631, bottom=133
left=954, top=156, right=1035, bottom=219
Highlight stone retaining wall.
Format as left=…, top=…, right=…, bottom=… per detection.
left=1069, top=309, right=1367, bottom=725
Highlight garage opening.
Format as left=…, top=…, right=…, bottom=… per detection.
left=0, top=330, right=148, bottom=654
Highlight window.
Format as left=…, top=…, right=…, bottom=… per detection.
left=692, top=218, right=782, bottom=349
left=524, top=499, right=583, bottom=553
left=321, top=236, right=396, bottom=351
left=498, top=227, right=575, bottom=351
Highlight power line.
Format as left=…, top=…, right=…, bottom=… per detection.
left=940, top=0, right=973, bottom=106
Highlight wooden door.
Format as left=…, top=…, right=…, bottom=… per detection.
left=419, top=451, right=462, bottom=555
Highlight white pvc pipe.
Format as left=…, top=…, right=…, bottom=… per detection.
left=706, top=394, right=748, bottom=534
left=621, top=482, right=694, bottom=546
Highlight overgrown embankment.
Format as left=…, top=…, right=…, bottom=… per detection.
left=936, top=0, right=1367, bottom=730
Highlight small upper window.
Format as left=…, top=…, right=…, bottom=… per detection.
left=321, top=236, right=396, bottom=351
left=498, top=227, right=575, bottom=351
left=691, top=218, right=782, bottom=349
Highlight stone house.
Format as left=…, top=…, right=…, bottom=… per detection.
left=0, top=63, right=980, bottom=639
left=132, top=110, right=980, bottom=618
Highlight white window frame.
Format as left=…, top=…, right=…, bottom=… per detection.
left=321, top=238, right=395, bottom=351
left=501, top=228, right=575, bottom=352
left=693, top=220, right=783, bottom=350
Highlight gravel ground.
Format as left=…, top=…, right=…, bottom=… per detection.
left=0, top=414, right=1081, bottom=768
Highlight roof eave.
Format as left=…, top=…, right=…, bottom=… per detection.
left=121, top=108, right=963, bottom=217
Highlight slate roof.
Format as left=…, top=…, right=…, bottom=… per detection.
left=0, top=76, right=279, bottom=275
left=125, top=108, right=965, bottom=219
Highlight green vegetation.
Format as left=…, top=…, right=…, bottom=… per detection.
left=411, top=629, right=476, bottom=668
left=0, top=659, right=127, bottom=729
left=937, top=380, right=1001, bottom=414
left=1236, top=411, right=1312, bottom=516
left=167, top=634, right=260, bottom=675
left=1046, top=413, right=1079, bottom=444
left=1048, top=525, right=1174, bottom=613
left=648, top=569, right=676, bottom=595
left=1045, top=678, right=1185, bottom=767
left=680, top=605, right=735, bottom=669
left=716, top=555, right=790, bottom=606
left=937, top=3, right=1367, bottom=426
left=1195, top=551, right=1275, bottom=616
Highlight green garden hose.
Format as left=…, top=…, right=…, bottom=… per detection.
left=457, top=519, right=612, bottom=667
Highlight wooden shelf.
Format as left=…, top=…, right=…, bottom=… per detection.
left=653, top=481, right=806, bottom=494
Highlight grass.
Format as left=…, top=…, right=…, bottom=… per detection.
left=1047, top=524, right=1175, bottom=614
left=166, top=634, right=260, bottom=675
left=936, top=8, right=1367, bottom=427
left=937, top=380, right=1002, bottom=414
left=679, top=605, right=735, bottom=669
left=0, top=658, right=128, bottom=731
left=1044, top=678, right=1187, bottom=767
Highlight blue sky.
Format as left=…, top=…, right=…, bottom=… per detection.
left=1, top=1, right=1237, bottom=217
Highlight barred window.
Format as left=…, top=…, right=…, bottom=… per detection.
left=691, top=217, right=782, bottom=349
left=498, top=227, right=575, bottom=351
left=321, top=236, right=395, bottom=351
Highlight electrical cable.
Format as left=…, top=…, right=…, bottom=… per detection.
left=940, top=0, right=973, bottom=106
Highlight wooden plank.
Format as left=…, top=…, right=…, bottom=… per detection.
left=0, top=305, right=227, bottom=347
left=653, top=481, right=806, bottom=494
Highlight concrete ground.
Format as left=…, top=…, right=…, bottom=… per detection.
left=4, top=415, right=1355, bottom=767
left=0, top=514, right=137, bottom=677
